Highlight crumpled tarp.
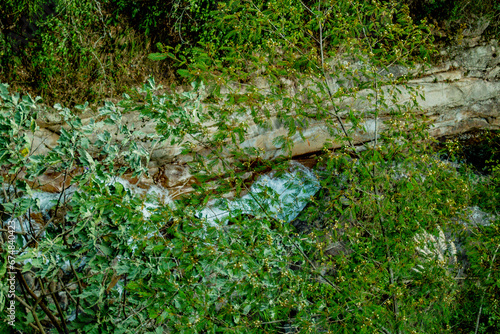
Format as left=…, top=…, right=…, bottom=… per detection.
left=198, top=161, right=321, bottom=226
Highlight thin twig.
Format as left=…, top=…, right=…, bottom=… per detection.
left=69, top=261, right=83, bottom=320
left=18, top=272, right=64, bottom=334
left=32, top=296, right=47, bottom=334
left=48, top=281, right=69, bottom=334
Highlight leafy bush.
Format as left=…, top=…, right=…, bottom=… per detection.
left=437, top=130, right=500, bottom=213
left=403, top=0, right=500, bottom=41
left=0, top=0, right=165, bottom=105
left=451, top=218, right=500, bottom=333
left=1, top=0, right=498, bottom=105
left=0, top=0, right=499, bottom=333
left=0, top=81, right=474, bottom=333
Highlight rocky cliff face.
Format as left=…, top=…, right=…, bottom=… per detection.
left=29, top=38, right=500, bottom=192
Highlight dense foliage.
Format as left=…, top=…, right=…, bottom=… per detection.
left=1, top=0, right=499, bottom=104
left=0, top=0, right=499, bottom=333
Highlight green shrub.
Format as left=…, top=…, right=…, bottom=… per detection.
left=451, top=218, right=500, bottom=333
left=0, top=0, right=165, bottom=105
left=0, top=0, right=499, bottom=333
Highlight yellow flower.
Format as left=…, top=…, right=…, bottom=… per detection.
left=20, top=147, right=29, bottom=157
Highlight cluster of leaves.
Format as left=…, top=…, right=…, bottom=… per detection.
left=0, top=81, right=494, bottom=333
left=107, top=0, right=215, bottom=39
left=0, top=0, right=165, bottom=105
left=404, top=0, right=500, bottom=24
left=1, top=0, right=498, bottom=105
left=153, top=0, right=435, bottom=76
left=403, top=0, right=500, bottom=42
left=437, top=130, right=500, bottom=213
left=0, top=0, right=499, bottom=333
left=114, top=0, right=500, bottom=331
left=436, top=133, right=500, bottom=333
left=452, top=220, right=500, bottom=333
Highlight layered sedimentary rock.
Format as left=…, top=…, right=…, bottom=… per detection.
left=29, top=38, right=500, bottom=191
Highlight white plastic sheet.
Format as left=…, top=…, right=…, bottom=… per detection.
left=198, top=161, right=321, bottom=225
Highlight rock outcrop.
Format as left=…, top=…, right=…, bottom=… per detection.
left=28, top=38, right=500, bottom=192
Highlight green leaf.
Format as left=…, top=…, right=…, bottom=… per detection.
left=98, top=244, right=114, bottom=256
left=148, top=53, right=168, bottom=61
left=243, top=303, right=252, bottom=315
left=177, top=69, right=191, bottom=78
